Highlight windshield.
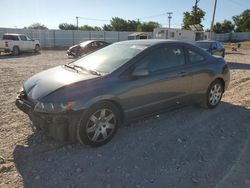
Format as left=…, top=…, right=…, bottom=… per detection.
left=195, top=42, right=212, bottom=50
left=73, top=43, right=147, bottom=73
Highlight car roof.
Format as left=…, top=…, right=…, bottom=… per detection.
left=115, top=39, right=191, bottom=46
left=79, top=40, right=107, bottom=46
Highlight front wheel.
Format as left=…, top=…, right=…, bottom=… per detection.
left=77, top=102, right=121, bottom=147
left=34, top=44, right=40, bottom=53
left=202, top=80, right=224, bottom=109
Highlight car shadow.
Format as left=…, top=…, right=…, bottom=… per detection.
left=13, top=102, right=250, bottom=188
left=227, top=62, right=250, bottom=70
left=0, top=52, right=41, bottom=59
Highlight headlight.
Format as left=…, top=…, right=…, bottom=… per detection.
left=34, top=101, right=75, bottom=113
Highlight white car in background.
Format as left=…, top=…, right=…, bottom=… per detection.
left=0, top=33, right=40, bottom=55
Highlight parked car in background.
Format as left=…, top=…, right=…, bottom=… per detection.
left=67, top=40, right=109, bottom=58
left=0, top=33, right=40, bottom=55
left=195, top=40, right=225, bottom=57
left=16, top=39, right=230, bottom=146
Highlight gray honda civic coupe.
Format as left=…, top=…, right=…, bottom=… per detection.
left=16, top=39, right=230, bottom=146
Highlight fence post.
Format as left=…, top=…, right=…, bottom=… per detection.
left=72, top=30, right=75, bottom=45
left=103, top=31, right=106, bottom=41
left=53, top=30, right=56, bottom=48
left=118, top=32, right=120, bottom=42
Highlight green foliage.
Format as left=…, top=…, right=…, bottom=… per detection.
left=137, top=21, right=161, bottom=32
left=103, top=24, right=113, bottom=31
left=26, top=23, right=48, bottom=30
left=233, top=9, right=250, bottom=32
left=213, top=20, right=234, bottom=33
left=103, top=17, right=160, bottom=32
left=182, top=6, right=205, bottom=30
left=103, top=17, right=140, bottom=31
left=79, top=25, right=102, bottom=31
left=59, top=23, right=77, bottom=30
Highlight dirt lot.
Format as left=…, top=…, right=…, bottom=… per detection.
left=0, top=43, right=250, bottom=188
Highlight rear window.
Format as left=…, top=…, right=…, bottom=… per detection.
left=3, top=35, right=19, bottom=41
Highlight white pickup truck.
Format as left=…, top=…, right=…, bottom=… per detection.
left=0, top=33, right=40, bottom=55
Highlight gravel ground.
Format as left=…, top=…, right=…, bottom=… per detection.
left=0, top=44, right=250, bottom=188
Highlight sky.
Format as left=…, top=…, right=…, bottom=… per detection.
left=0, top=0, right=249, bottom=30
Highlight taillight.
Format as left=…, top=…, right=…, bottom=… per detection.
left=5, top=41, right=8, bottom=47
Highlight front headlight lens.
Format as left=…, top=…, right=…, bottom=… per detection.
left=34, top=101, right=75, bottom=113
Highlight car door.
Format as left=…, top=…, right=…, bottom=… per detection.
left=185, top=47, right=213, bottom=99
left=26, top=36, right=35, bottom=50
left=216, top=41, right=225, bottom=57
left=119, top=44, right=193, bottom=119
left=19, top=35, right=33, bottom=51
left=211, top=42, right=220, bottom=56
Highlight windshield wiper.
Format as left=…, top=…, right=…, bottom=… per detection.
left=64, top=64, right=79, bottom=72
left=73, top=65, right=102, bottom=76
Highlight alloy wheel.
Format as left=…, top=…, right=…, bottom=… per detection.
left=209, top=83, right=223, bottom=106
left=86, top=108, right=116, bottom=142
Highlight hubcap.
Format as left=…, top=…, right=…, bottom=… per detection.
left=209, top=83, right=223, bottom=106
left=86, top=109, right=116, bottom=142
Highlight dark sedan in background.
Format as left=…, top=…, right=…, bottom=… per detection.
left=195, top=40, right=225, bottom=57
left=67, top=40, right=109, bottom=58
left=16, top=39, right=230, bottom=146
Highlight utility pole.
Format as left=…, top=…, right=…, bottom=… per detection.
left=194, top=0, right=200, bottom=24
left=167, top=12, right=173, bottom=28
left=210, top=0, right=217, bottom=39
left=76, top=16, right=79, bottom=30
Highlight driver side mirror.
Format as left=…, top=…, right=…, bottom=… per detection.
left=132, top=69, right=149, bottom=77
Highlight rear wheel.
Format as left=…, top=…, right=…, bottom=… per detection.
left=13, top=46, right=19, bottom=56
left=202, top=80, right=224, bottom=109
left=77, top=101, right=121, bottom=147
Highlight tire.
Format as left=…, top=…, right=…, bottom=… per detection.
left=201, top=80, right=224, bottom=109
left=13, top=46, right=20, bottom=56
left=77, top=101, right=121, bottom=147
left=34, top=44, right=40, bottom=53
left=222, top=51, right=225, bottom=58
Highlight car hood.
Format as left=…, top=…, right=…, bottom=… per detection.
left=23, top=65, right=98, bottom=100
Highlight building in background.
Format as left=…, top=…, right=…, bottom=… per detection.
left=153, top=28, right=210, bottom=41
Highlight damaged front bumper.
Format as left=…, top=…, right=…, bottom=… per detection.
left=15, top=90, right=82, bottom=142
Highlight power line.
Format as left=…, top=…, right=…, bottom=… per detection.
left=227, top=0, right=245, bottom=7
left=137, top=13, right=167, bottom=20
left=77, top=16, right=110, bottom=22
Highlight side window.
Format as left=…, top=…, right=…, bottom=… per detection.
left=216, top=42, right=223, bottom=49
left=98, top=42, right=104, bottom=46
left=26, top=36, right=32, bottom=41
left=13, top=36, right=19, bottom=41
left=211, top=42, right=217, bottom=49
left=134, top=46, right=185, bottom=73
left=20, top=35, right=27, bottom=41
left=188, top=49, right=205, bottom=64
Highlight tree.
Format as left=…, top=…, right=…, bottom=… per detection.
left=103, top=17, right=140, bottom=31
left=103, top=24, right=113, bottom=31
left=59, top=23, right=77, bottom=30
left=182, top=3, right=206, bottom=30
left=79, top=25, right=102, bottom=31
left=137, top=21, right=161, bottom=32
left=233, top=9, right=250, bottom=32
left=213, top=20, right=234, bottom=33
left=109, top=17, right=129, bottom=31
left=26, top=23, right=48, bottom=30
